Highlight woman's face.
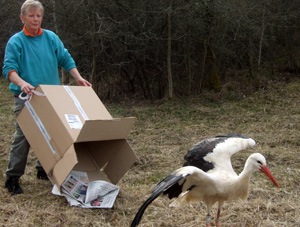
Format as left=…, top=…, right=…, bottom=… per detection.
left=20, top=7, right=43, bottom=35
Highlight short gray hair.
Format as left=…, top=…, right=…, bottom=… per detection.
left=21, top=0, right=44, bottom=16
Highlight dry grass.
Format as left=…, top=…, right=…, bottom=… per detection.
left=0, top=77, right=299, bottom=227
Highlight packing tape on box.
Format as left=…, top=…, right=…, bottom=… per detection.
left=25, top=101, right=60, bottom=160
left=63, top=86, right=89, bottom=121
left=18, top=90, right=46, bottom=100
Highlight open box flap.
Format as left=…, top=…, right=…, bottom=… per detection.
left=76, top=117, right=136, bottom=142
left=103, top=140, right=138, bottom=184
left=51, top=145, right=78, bottom=188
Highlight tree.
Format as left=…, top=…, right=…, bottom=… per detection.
left=167, top=0, right=174, bottom=99
left=0, top=0, right=298, bottom=100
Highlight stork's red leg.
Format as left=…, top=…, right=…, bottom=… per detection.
left=215, top=202, right=223, bottom=227
left=215, top=208, right=221, bottom=227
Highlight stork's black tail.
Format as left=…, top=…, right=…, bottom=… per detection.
left=130, top=173, right=186, bottom=227
left=130, top=186, right=162, bottom=227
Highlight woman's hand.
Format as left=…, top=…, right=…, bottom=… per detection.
left=75, top=77, right=92, bottom=87
left=8, top=71, right=35, bottom=94
left=69, top=68, right=92, bottom=87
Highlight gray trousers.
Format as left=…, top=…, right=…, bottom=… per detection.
left=6, top=97, right=41, bottom=179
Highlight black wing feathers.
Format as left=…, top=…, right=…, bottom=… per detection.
left=130, top=173, right=188, bottom=227
left=183, top=137, right=224, bottom=171
left=162, top=175, right=186, bottom=199
left=183, top=133, right=249, bottom=171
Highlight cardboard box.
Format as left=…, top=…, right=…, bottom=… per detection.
left=17, top=85, right=137, bottom=188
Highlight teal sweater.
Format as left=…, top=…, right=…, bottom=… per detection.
left=2, top=29, right=76, bottom=95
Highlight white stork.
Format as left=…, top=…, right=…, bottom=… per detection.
left=131, top=133, right=280, bottom=227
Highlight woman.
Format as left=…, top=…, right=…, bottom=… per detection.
left=2, top=0, right=92, bottom=195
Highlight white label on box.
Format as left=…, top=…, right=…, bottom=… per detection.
left=65, top=114, right=83, bottom=129
left=25, top=101, right=60, bottom=159
left=63, top=86, right=89, bottom=120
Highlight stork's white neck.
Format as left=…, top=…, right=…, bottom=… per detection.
left=230, top=159, right=256, bottom=200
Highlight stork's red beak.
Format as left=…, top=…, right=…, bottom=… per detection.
left=260, top=166, right=280, bottom=188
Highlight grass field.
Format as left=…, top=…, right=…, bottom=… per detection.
left=0, top=77, right=299, bottom=227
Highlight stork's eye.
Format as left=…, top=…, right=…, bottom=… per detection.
left=257, top=160, right=262, bottom=165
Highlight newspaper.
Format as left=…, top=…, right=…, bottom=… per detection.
left=52, top=171, right=120, bottom=208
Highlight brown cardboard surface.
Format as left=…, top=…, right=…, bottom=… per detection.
left=51, top=145, right=78, bottom=186
left=17, top=85, right=137, bottom=188
left=76, top=118, right=136, bottom=142
left=16, top=104, right=59, bottom=173
left=104, top=140, right=138, bottom=184
left=35, top=85, right=112, bottom=120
